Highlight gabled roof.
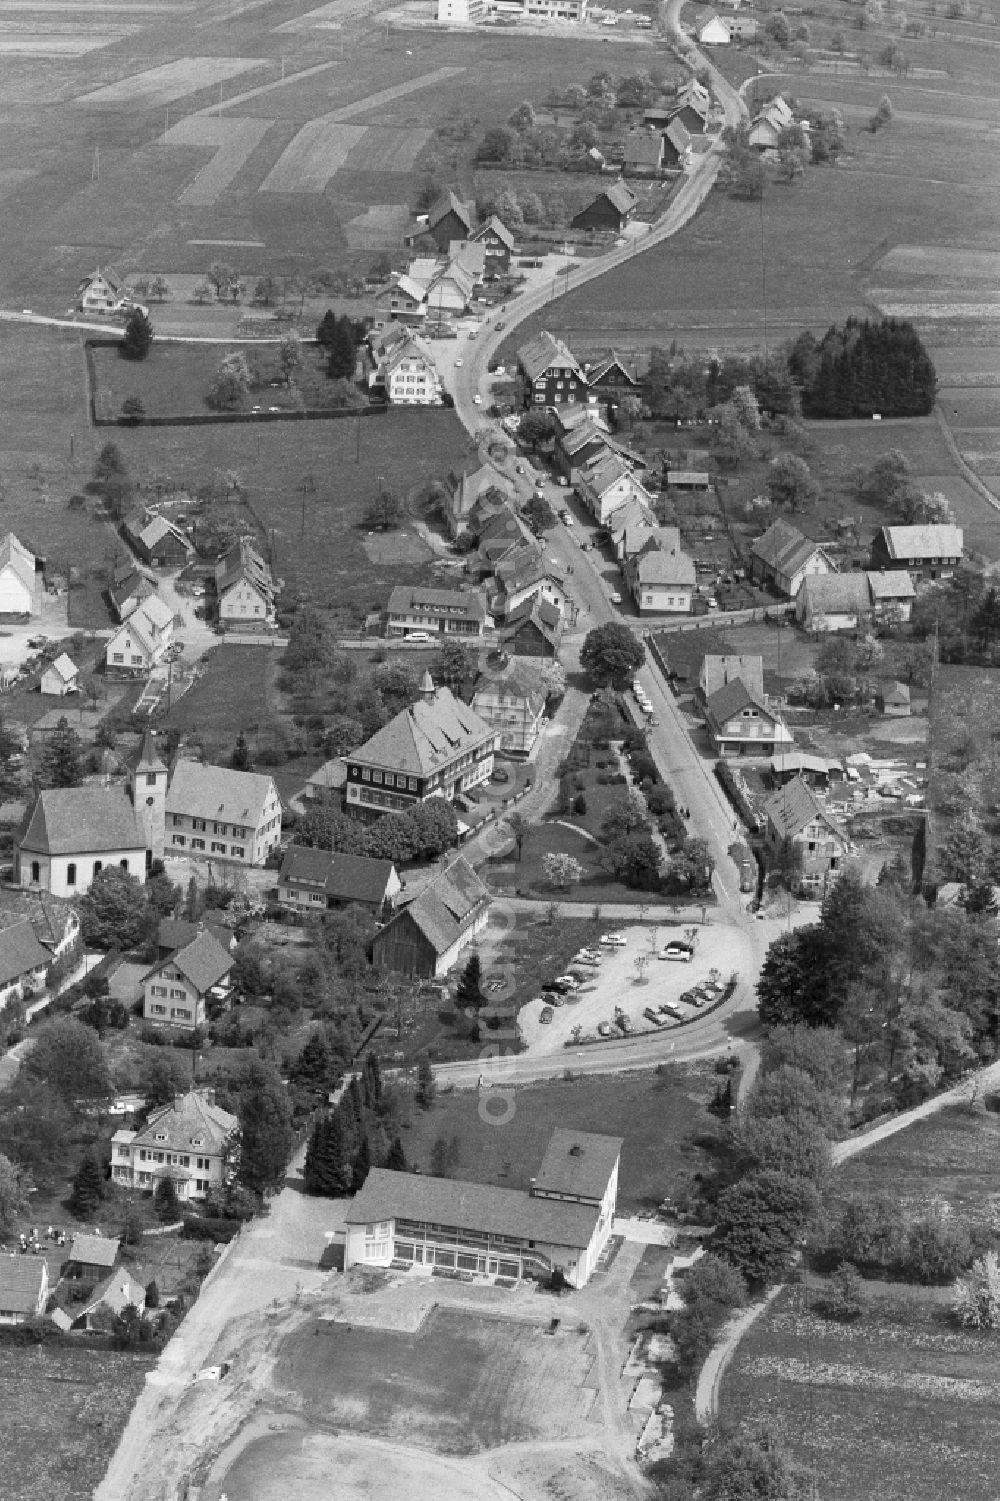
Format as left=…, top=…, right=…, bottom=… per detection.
left=0, top=1256, right=46, bottom=1313
left=165, top=760, right=278, bottom=828
left=624, top=130, right=663, bottom=168
left=764, top=776, right=847, bottom=843
left=664, top=119, right=692, bottom=155
left=215, top=538, right=274, bottom=601
left=306, top=758, right=348, bottom=792
left=579, top=451, right=635, bottom=499
left=391, top=855, right=490, bottom=956
left=279, top=846, right=397, bottom=905
left=600, top=180, right=637, bottom=215
left=109, top=567, right=157, bottom=618
left=607, top=496, right=657, bottom=537
left=348, top=686, right=493, bottom=778
left=0, top=887, right=77, bottom=950
left=147, top=930, right=233, bottom=994
left=700, top=654, right=765, bottom=700
left=44, top=653, right=78, bottom=685
left=799, top=571, right=871, bottom=616
left=751, top=518, right=829, bottom=578
left=674, top=81, right=711, bottom=119
left=0, top=533, right=35, bottom=593
left=108, top=603, right=163, bottom=661
left=867, top=570, right=916, bottom=602
left=124, top=512, right=192, bottom=555
left=79, top=265, right=125, bottom=295
left=0, top=917, right=50, bottom=987
left=447, top=240, right=487, bottom=280
left=517, top=330, right=584, bottom=384
left=881, top=681, right=911, bottom=705
left=471, top=214, right=515, bottom=251
left=495, top=542, right=565, bottom=596
left=558, top=420, right=610, bottom=458
left=131, top=1089, right=237, bottom=1156
left=427, top=190, right=473, bottom=234
left=502, top=594, right=563, bottom=647
left=534, top=1129, right=623, bottom=1200
left=707, top=677, right=781, bottom=727
left=347, top=1167, right=599, bottom=1249
left=392, top=273, right=427, bottom=305
left=157, top=917, right=234, bottom=954
left=383, top=336, right=436, bottom=378
left=878, top=524, right=963, bottom=560
left=387, top=584, right=486, bottom=621
left=630, top=543, right=696, bottom=588
left=69, top=1232, right=119, bottom=1269
left=587, top=352, right=640, bottom=388
left=473, top=667, right=546, bottom=715
left=17, top=787, right=145, bottom=857
left=79, top=1266, right=145, bottom=1320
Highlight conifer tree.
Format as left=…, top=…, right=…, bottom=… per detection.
left=70, top=1152, right=104, bottom=1217
left=456, top=953, right=483, bottom=1011
left=386, top=1135, right=407, bottom=1172
left=351, top=1131, right=371, bottom=1193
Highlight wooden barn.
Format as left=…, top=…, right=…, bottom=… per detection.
left=371, top=857, right=490, bottom=978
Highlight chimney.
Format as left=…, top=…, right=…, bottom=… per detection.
left=419, top=670, right=435, bottom=703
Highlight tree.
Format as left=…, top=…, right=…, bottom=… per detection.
left=236, top=1060, right=294, bottom=1196
left=207, top=350, right=254, bottom=412
left=416, top=1055, right=436, bottom=1110
left=26, top=1017, right=111, bottom=1112
left=755, top=925, right=833, bottom=1027
left=326, top=317, right=357, bottom=380
left=140, top=1053, right=186, bottom=1110
left=777, top=147, right=805, bottom=183
left=764, top=11, right=791, bottom=45
left=508, top=812, right=529, bottom=861
left=150, top=276, right=170, bottom=302
left=431, top=639, right=476, bottom=691
left=904, top=1206, right=972, bottom=1284
left=304, top=1111, right=351, bottom=1196
left=719, top=145, right=766, bottom=201
left=230, top=732, right=254, bottom=772
left=0, top=1153, right=31, bottom=1233
left=768, top=452, right=819, bottom=511
left=713, top=403, right=760, bottom=466
left=715, top=1169, right=821, bottom=1284
left=455, top=953, right=484, bottom=1010
left=542, top=852, right=584, bottom=890
left=70, top=1151, right=105, bottom=1217
left=700, top=1422, right=809, bottom=1501
left=953, top=1250, right=1000, bottom=1329
left=40, top=715, right=84, bottom=787
left=508, top=100, right=536, bottom=132
left=366, top=484, right=402, bottom=531
left=518, top=409, right=557, bottom=449
left=79, top=867, right=157, bottom=951
left=870, top=93, right=894, bottom=131
left=802, top=315, right=936, bottom=420
left=736, top=1113, right=832, bottom=1185
left=386, top=1134, right=407, bottom=1171
left=121, top=306, right=154, bottom=361
left=153, top=1174, right=180, bottom=1222
left=121, top=395, right=146, bottom=425
left=580, top=622, right=644, bottom=687
left=278, top=336, right=301, bottom=386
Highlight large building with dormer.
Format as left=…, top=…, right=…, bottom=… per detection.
left=343, top=673, right=497, bottom=821
left=111, top=1089, right=237, bottom=1203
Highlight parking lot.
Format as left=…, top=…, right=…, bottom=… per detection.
left=516, top=921, right=750, bottom=1055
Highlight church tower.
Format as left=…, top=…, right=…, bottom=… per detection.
left=127, top=728, right=167, bottom=866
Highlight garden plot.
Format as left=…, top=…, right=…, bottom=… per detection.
left=74, top=55, right=265, bottom=106
left=343, top=126, right=433, bottom=173
left=345, top=202, right=410, bottom=248
left=259, top=120, right=366, bottom=193
left=160, top=115, right=273, bottom=206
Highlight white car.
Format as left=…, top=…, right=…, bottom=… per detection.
left=402, top=631, right=433, bottom=644
left=601, top=933, right=627, bottom=947
left=610, top=591, right=622, bottom=605
left=473, top=394, right=482, bottom=405
left=660, top=943, right=694, bottom=962
left=554, top=974, right=580, bottom=989
left=454, top=358, right=463, bottom=367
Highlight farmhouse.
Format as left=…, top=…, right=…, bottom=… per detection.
left=344, top=1128, right=622, bottom=1287
left=385, top=583, right=489, bottom=638
left=108, top=560, right=157, bottom=621
left=0, top=886, right=80, bottom=971
left=423, top=259, right=476, bottom=319
left=764, top=776, right=848, bottom=894
left=470, top=215, right=515, bottom=276
left=304, top=758, right=347, bottom=800
left=871, top=523, right=963, bottom=580
left=122, top=512, right=193, bottom=569
left=571, top=181, right=636, bottom=233
left=472, top=663, right=547, bottom=754
left=344, top=674, right=497, bottom=820
left=750, top=518, right=836, bottom=598
left=491, top=544, right=568, bottom=622
left=725, top=12, right=757, bottom=38
left=576, top=451, right=655, bottom=526
left=371, top=855, right=490, bottom=977
left=380, top=337, right=442, bottom=405
left=448, top=240, right=487, bottom=286
left=0, top=534, right=35, bottom=615
left=67, top=1233, right=119, bottom=1281
left=607, top=497, right=658, bottom=557
left=698, top=14, right=730, bottom=43
left=425, top=190, right=474, bottom=251
left=796, top=571, right=916, bottom=632
left=553, top=414, right=612, bottom=481
left=440, top=464, right=509, bottom=539
left=15, top=787, right=146, bottom=897
left=879, top=681, right=911, bottom=717
left=111, top=1089, right=238, bottom=1202
left=518, top=330, right=589, bottom=408
left=277, top=846, right=401, bottom=915
left=698, top=653, right=765, bottom=705
left=660, top=119, right=692, bottom=170
left=77, top=267, right=136, bottom=316
left=867, top=569, right=916, bottom=622
left=40, top=652, right=79, bottom=697
left=501, top=595, right=563, bottom=658
left=671, top=81, right=712, bottom=133
left=0, top=1258, right=48, bottom=1325
left=624, top=535, right=696, bottom=615
left=105, top=595, right=174, bottom=675
left=157, top=916, right=235, bottom=962
left=624, top=129, right=664, bottom=175
left=379, top=273, right=428, bottom=324
left=705, top=678, right=794, bottom=758
left=166, top=760, right=282, bottom=865
left=143, top=929, right=234, bottom=1031
left=216, top=538, right=276, bottom=629
left=71, top=1267, right=146, bottom=1332
left=586, top=352, right=640, bottom=396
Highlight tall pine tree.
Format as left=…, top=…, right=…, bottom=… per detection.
left=456, top=954, right=483, bottom=1011
left=70, top=1152, right=104, bottom=1216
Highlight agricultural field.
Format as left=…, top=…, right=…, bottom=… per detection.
left=723, top=1104, right=1000, bottom=1501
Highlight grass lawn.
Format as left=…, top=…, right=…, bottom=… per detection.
left=928, top=664, right=1000, bottom=858
left=399, top=1064, right=725, bottom=1213
left=490, top=819, right=655, bottom=906
left=160, top=642, right=283, bottom=763
left=0, top=1343, right=154, bottom=1501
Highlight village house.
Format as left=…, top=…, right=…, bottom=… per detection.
left=156, top=916, right=235, bottom=962
left=518, top=330, right=590, bottom=408
left=385, top=583, right=489, bottom=638
left=108, top=560, right=157, bottom=621
left=878, top=681, right=912, bottom=717
left=576, top=451, right=655, bottom=526
left=698, top=14, right=731, bottom=43
left=0, top=917, right=53, bottom=1010
left=470, top=215, right=515, bottom=276
left=750, top=518, right=837, bottom=598
left=70, top=1267, right=146, bottom=1333
left=501, top=595, right=563, bottom=658
left=15, top=786, right=147, bottom=897
left=0, top=886, right=80, bottom=996
left=474, top=509, right=538, bottom=577
left=570, top=181, right=637, bottom=233
left=215, top=538, right=276, bottom=629
left=436, top=0, right=487, bottom=20
left=425, top=191, right=474, bottom=252
left=768, top=752, right=842, bottom=789
left=796, top=570, right=915, bottom=632
left=40, top=652, right=79, bottom=697
left=585, top=352, right=640, bottom=400
left=448, top=240, right=487, bottom=287
left=705, top=678, right=794, bottom=759
left=111, top=1089, right=238, bottom=1202
left=748, top=96, right=797, bottom=151
left=870, top=523, right=964, bottom=580
left=142, top=929, right=234, bottom=1031
left=0, top=534, right=36, bottom=616
left=105, top=594, right=174, bottom=675
left=472, top=664, right=547, bottom=755
left=343, top=1128, right=621, bottom=1287
left=624, top=129, right=664, bottom=175
left=76, top=267, right=142, bottom=317
left=67, top=1232, right=119, bottom=1282
left=0, top=1257, right=48, bottom=1325
left=344, top=673, right=497, bottom=820
left=166, top=760, right=282, bottom=865
left=380, top=337, right=442, bottom=405
left=121, top=512, right=193, bottom=569
left=440, top=464, right=510, bottom=540
left=763, top=775, right=849, bottom=895
left=371, top=855, right=491, bottom=977
left=378, top=272, right=428, bottom=324
left=423, top=258, right=476, bottom=320
left=277, top=847, right=401, bottom=915
left=490, top=544, right=568, bottom=622
left=660, top=119, right=692, bottom=170
left=304, top=758, right=348, bottom=801
left=624, top=535, right=696, bottom=615
left=606, top=497, right=658, bottom=558
left=698, top=653, right=765, bottom=706
left=670, top=80, right=712, bottom=133
left=725, top=13, right=759, bottom=39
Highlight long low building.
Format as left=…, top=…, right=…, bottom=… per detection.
left=345, top=1129, right=622, bottom=1288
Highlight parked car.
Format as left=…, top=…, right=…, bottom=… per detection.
left=643, top=1007, right=664, bottom=1027
left=610, top=591, right=622, bottom=604
left=561, top=511, right=574, bottom=525
left=616, top=1013, right=633, bottom=1035
left=402, top=631, right=433, bottom=643
left=601, top=933, right=627, bottom=946
left=597, top=1021, right=613, bottom=1038
left=542, top=978, right=574, bottom=994
left=548, top=993, right=564, bottom=1007
left=473, top=394, right=483, bottom=406
left=658, top=1002, right=685, bottom=1021
left=540, top=1006, right=554, bottom=1024
left=647, top=715, right=660, bottom=727
left=660, top=942, right=694, bottom=962
left=553, top=974, right=580, bottom=990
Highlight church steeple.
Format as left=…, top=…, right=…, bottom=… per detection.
left=127, top=728, right=167, bottom=865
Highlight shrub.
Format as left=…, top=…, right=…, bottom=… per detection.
left=903, top=1211, right=973, bottom=1284
left=813, top=1261, right=863, bottom=1321
left=573, top=793, right=588, bottom=815
left=181, top=1215, right=242, bottom=1242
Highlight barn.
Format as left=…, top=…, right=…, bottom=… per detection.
left=371, top=856, right=490, bottom=977
left=0, top=534, right=36, bottom=616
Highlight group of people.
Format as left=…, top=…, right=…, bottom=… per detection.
left=14, top=1225, right=66, bottom=1255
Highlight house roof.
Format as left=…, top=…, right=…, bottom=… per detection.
left=624, top=130, right=663, bottom=168
left=473, top=667, right=546, bottom=716
left=631, top=546, right=696, bottom=588
left=517, top=330, right=584, bottom=384
left=879, top=524, right=963, bottom=560
left=0, top=1256, right=46, bottom=1313
left=346, top=1167, right=600, bottom=1250
left=157, top=917, right=234, bottom=954
left=348, top=686, right=493, bottom=778
left=706, top=677, right=780, bottom=727
left=427, top=190, right=473, bottom=234
left=799, top=571, right=871, bottom=616
left=109, top=567, right=156, bottom=617
left=765, top=776, right=847, bottom=842
left=148, top=930, right=233, bottom=994
left=131, top=1090, right=237, bottom=1156
left=558, top=419, right=610, bottom=458
left=0, top=887, right=77, bottom=950
left=130, top=727, right=167, bottom=776
left=502, top=594, right=563, bottom=648
left=306, top=757, right=348, bottom=791
left=69, top=1232, right=119, bottom=1269
left=279, top=846, right=397, bottom=905
left=579, top=452, right=636, bottom=500
left=390, top=856, right=490, bottom=956
left=165, top=760, right=278, bottom=828
left=867, top=570, right=916, bottom=602
left=124, top=512, right=192, bottom=555
left=17, top=787, right=145, bottom=857
left=0, top=533, right=35, bottom=594
left=386, top=584, right=486, bottom=621
left=534, top=1129, right=623, bottom=1200
left=600, top=180, right=637, bottom=215
left=607, top=497, right=657, bottom=537
left=700, top=654, right=765, bottom=700
left=495, top=542, right=565, bottom=596
left=882, top=681, right=911, bottom=705
left=675, top=81, right=711, bottom=117
left=751, top=518, right=827, bottom=578
left=448, top=240, right=487, bottom=279
left=383, top=336, right=436, bottom=378
left=471, top=214, right=515, bottom=251
left=664, top=119, right=692, bottom=155
left=0, top=917, right=50, bottom=987
left=392, top=273, right=427, bottom=305
left=587, top=352, right=639, bottom=388
left=44, top=653, right=78, bottom=685
left=216, top=538, right=274, bottom=601
left=769, top=752, right=841, bottom=776
left=79, top=1266, right=145, bottom=1320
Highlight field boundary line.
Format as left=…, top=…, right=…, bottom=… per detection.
left=200, top=56, right=342, bottom=114
left=933, top=404, right=1000, bottom=517
left=695, top=1284, right=783, bottom=1423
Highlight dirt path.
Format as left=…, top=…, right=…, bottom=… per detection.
left=694, top=1286, right=783, bottom=1423
left=831, top=1057, right=1000, bottom=1165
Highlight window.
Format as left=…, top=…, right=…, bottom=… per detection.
left=193, top=819, right=206, bottom=832
left=66, top=863, right=77, bottom=887
left=113, top=652, right=124, bottom=664
left=120, top=859, right=129, bottom=871
left=172, top=835, right=186, bottom=847
left=214, top=823, right=227, bottom=836
left=362, top=768, right=370, bottom=782
left=131, top=655, right=143, bottom=666
left=30, top=861, right=40, bottom=883
left=93, top=862, right=102, bottom=877
left=211, top=841, right=225, bottom=854
left=192, top=838, right=205, bottom=851
left=231, top=847, right=245, bottom=859
left=146, top=772, right=157, bottom=786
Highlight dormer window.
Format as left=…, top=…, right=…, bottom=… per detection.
left=155, top=1132, right=167, bottom=1143
left=191, top=1135, right=204, bottom=1147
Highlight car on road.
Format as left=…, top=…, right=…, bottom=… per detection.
left=560, top=511, right=574, bottom=525
left=515, top=463, right=524, bottom=474
left=660, top=942, right=694, bottom=962
left=601, top=932, right=627, bottom=946
left=542, top=978, right=573, bottom=994
left=597, top=1021, right=613, bottom=1038
left=540, top=1006, right=554, bottom=1024
left=707, top=597, right=719, bottom=610
left=610, top=591, right=622, bottom=604
left=495, top=319, right=506, bottom=329
left=647, top=715, right=660, bottom=726
left=467, top=330, right=477, bottom=339
left=454, top=358, right=463, bottom=367
left=473, top=394, right=482, bottom=405
left=553, top=974, right=580, bottom=990
left=402, top=631, right=433, bottom=643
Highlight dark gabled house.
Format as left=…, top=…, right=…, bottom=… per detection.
left=426, top=191, right=474, bottom=252
left=500, top=595, right=563, bottom=658
left=108, top=559, right=158, bottom=622
left=670, top=81, right=712, bottom=134
left=570, top=181, right=637, bottom=233
left=121, top=512, right=193, bottom=569
left=470, top=214, right=515, bottom=276
left=517, top=330, right=589, bottom=408
left=750, top=518, right=836, bottom=598
left=277, top=846, right=401, bottom=915
left=156, top=917, right=235, bottom=963
left=585, top=352, right=640, bottom=395
left=871, top=524, right=963, bottom=581
left=371, top=856, right=490, bottom=978
left=763, top=776, right=849, bottom=896
left=661, top=118, right=692, bottom=169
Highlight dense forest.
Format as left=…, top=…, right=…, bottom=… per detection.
left=792, top=316, right=937, bottom=419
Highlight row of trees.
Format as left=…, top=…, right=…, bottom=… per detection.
left=303, top=1054, right=405, bottom=1196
